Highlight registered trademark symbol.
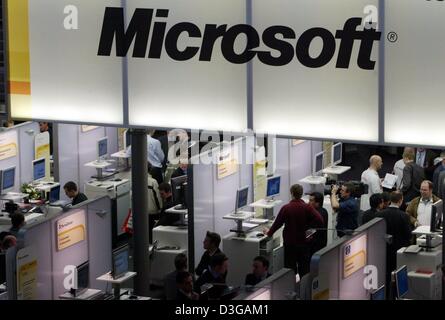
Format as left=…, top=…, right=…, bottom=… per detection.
left=387, top=32, right=398, bottom=43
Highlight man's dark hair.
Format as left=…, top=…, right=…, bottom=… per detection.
left=63, top=181, right=78, bottom=192
left=310, top=192, right=324, bottom=208
left=11, top=213, right=25, bottom=229
left=343, top=182, right=355, bottom=195
left=206, top=231, right=221, bottom=248
left=369, top=193, right=383, bottom=210
left=390, top=191, right=403, bottom=204
left=290, top=184, right=303, bottom=200
left=159, top=182, right=172, bottom=194
left=174, top=253, right=188, bottom=271
left=381, top=192, right=390, bottom=203
left=0, top=231, right=11, bottom=242
left=254, top=256, right=269, bottom=269
left=209, top=253, right=228, bottom=269
left=176, top=271, right=192, bottom=284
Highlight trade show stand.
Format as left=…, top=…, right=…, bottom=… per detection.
left=4, top=197, right=113, bottom=300
left=397, top=228, right=442, bottom=300
left=223, top=228, right=283, bottom=287
left=150, top=225, right=188, bottom=286
left=85, top=178, right=131, bottom=247
left=308, top=218, right=387, bottom=300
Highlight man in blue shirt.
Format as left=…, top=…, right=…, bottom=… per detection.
left=331, top=182, right=359, bottom=237
left=127, top=130, right=165, bottom=184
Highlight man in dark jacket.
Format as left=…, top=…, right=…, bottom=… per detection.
left=362, top=193, right=384, bottom=225
left=194, top=253, right=228, bottom=300
left=245, top=256, right=271, bottom=286
left=308, top=192, right=328, bottom=255
left=195, top=231, right=223, bottom=276
left=376, top=191, right=412, bottom=288
left=264, top=184, right=323, bottom=277
left=401, top=150, right=426, bottom=204
left=176, top=271, right=199, bottom=301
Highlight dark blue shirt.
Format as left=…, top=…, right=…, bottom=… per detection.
left=336, top=196, right=359, bottom=232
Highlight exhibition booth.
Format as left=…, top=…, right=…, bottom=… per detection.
left=2, top=0, right=445, bottom=301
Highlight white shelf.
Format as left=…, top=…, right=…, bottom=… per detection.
left=322, top=165, right=351, bottom=175
left=96, top=271, right=136, bottom=284
left=299, top=176, right=326, bottom=185
left=84, top=160, right=113, bottom=169
left=111, top=150, right=131, bottom=159
left=223, top=211, right=253, bottom=221
left=249, top=199, right=283, bottom=209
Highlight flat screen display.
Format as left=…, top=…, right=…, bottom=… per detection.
left=2, top=167, right=15, bottom=191
left=266, top=176, right=281, bottom=198
left=33, top=159, right=45, bottom=181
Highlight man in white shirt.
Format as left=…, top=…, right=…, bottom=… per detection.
left=360, top=155, right=383, bottom=211
left=406, top=180, right=441, bottom=228
left=126, top=130, right=165, bottom=184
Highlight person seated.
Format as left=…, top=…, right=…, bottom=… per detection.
left=362, top=193, right=384, bottom=225
left=245, top=256, right=271, bottom=286
left=194, top=253, right=228, bottom=300
left=164, top=253, right=188, bottom=300
left=9, top=213, right=25, bottom=237
left=176, top=271, right=199, bottom=301
left=155, top=183, right=181, bottom=226
left=406, top=180, right=441, bottom=228
left=63, top=181, right=88, bottom=206
left=195, top=231, right=223, bottom=277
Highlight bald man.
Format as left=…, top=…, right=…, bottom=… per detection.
left=360, top=155, right=383, bottom=211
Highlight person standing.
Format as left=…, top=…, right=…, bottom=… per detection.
left=264, top=184, right=323, bottom=277
left=401, top=150, right=425, bottom=204
left=361, top=193, right=384, bottom=225
left=376, top=191, right=412, bottom=289
left=308, top=192, right=328, bottom=255
left=331, top=182, right=359, bottom=237
left=360, top=155, right=383, bottom=211
left=406, top=180, right=441, bottom=228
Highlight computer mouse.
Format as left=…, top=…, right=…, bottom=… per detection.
left=256, top=232, right=264, bottom=237
left=129, top=295, right=138, bottom=300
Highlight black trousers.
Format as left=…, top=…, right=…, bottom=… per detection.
left=284, top=244, right=310, bottom=277
left=150, top=166, right=164, bottom=185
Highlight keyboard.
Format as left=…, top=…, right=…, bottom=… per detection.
left=93, top=292, right=115, bottom=300
left=25, top=212, right=43, bottom=222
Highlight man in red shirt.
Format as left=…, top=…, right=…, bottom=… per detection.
left=264, top=184, right=323, bottom=277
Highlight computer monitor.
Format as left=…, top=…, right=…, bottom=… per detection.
left=430, top=199, right=443, bottom=232
left=32, top=158, right=46, bottom=182
left=48, top=185, right=61, bottom=203
left=331, top=142, right=342, bottom=166
left=266, top=176, right=281, bottom=199
left=370, top=285, right=385, bottom=300
left=123, top=129, right=132, bottom=150
left=235, top=186, right=249, bottom=213
left=394, top=265, right=409, bottom=299
left=75, top=261, right=89, bottom=295
left=313, top=151, right=324, bottom=176
left=171, top=175, right=187, bottom=210
left=112, top=245, right=129, bottom=280
left=1, top=166, right=15, bottom=193
left=97, top=137, right=108, bottom=160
